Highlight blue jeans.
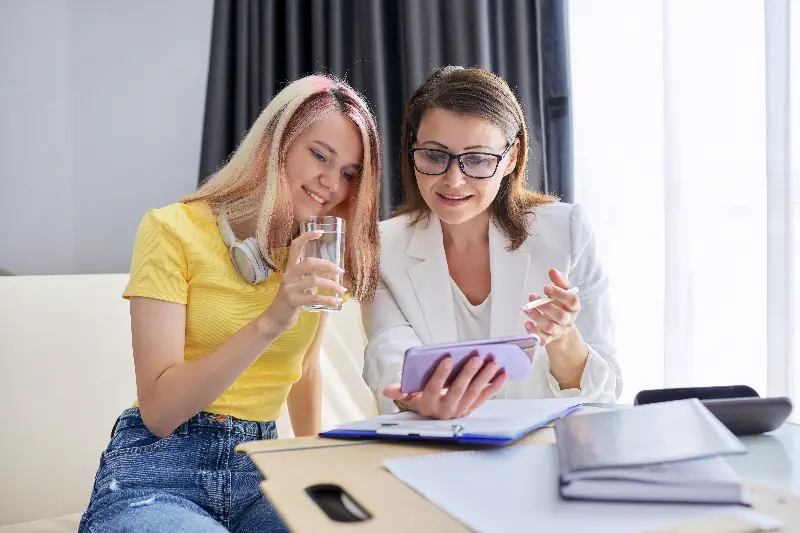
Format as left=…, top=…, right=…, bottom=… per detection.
left=79, top=408, right=288, bottom=533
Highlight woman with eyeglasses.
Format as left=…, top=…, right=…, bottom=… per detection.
left=362, top=66, right=622, bottom=418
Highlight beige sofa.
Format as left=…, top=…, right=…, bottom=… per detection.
left=0, top=274, right=378, bottom=531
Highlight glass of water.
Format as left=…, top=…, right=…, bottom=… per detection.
left=300, top=216, right=346, bottom=312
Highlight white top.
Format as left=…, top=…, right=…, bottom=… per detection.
left=362, top=202, right=623, bottom=414
left=450, top=278, right=491, bottom=341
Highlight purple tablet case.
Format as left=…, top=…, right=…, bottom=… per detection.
left=400, top=340, right=536, bottom=394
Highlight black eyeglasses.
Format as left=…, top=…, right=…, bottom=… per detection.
left=409, top=141, right=514, bottom=179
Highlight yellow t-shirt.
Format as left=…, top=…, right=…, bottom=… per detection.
left=122, top=201, right=321, bottom=422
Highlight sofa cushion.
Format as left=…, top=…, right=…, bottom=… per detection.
left=0, top=274, right=136, bottom=526
left=0, top=514, right=81, bottom=533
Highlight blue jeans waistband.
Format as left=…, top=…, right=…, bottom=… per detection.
left=113, top=407, right=278, bottom=440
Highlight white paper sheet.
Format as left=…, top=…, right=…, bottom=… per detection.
left=383, top=444, right=781, bottom=533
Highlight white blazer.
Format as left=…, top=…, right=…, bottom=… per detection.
left=362, top=202, right=623, bottom=414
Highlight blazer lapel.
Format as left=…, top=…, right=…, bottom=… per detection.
left=407, top=215, right=458, bottom=344
left=489, top=221, right=530, bottom=338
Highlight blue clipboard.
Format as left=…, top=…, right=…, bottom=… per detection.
left=320, top=399, right=585, bottom=446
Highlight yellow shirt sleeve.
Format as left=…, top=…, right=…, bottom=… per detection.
left=123, top=210, right=189, bottom=304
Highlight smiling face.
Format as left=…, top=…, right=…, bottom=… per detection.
left=284, top=113, right=364, bottom=223
left=412, top=108, right=518, bottom=226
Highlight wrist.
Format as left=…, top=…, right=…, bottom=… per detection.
left=548, top=327, right=575, bottom=353
left=255, top=310, right=285, bottom=340
left=548, top=326, right=583, bottom=354
left=546, top=328, right=588, bottom=388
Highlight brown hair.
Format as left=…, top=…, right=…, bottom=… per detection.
left=393, top=66, right=555, bottom=251
left=183, top=74, right=381, bottom=302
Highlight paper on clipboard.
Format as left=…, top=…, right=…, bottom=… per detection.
left=323, top=398, right=584, bottom=441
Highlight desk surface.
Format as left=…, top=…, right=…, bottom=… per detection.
left=727, top=422, right=800, bottom=496
left=239, top=409, right=800, bottom=533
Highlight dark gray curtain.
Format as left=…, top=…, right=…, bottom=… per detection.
left=199, top=0, right=573, bottom=218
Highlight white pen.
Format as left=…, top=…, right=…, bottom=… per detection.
left=521, top=286, right=580, bottom=311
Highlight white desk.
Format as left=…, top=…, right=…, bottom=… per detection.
left=239, top=412, right=800, bottom=533
left=727, top=422, right=800, bottom=496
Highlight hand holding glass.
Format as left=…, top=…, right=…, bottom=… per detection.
left=300, top=216, right=346, bottom=311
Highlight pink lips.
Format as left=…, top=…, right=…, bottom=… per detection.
left=303, top=186, right=328, bottom=206
left=436, top=192, right=472, bottom=206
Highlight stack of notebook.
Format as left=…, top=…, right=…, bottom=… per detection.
left=554, top=398, right=749, bottom=505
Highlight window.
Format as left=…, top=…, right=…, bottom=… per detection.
left=569, top=0, right=796, bottom=416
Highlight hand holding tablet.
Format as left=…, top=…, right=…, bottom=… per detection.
left=400, top=334, right=539, bottom=394
left=383, top=334, right=539, bottom=420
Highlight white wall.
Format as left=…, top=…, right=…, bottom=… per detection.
left=0, top=0, right=214, bottom=275
left=0, top=0, right=76, bottom=274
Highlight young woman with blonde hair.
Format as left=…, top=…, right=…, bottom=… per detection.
left=79, top=75, right=382, bottom=533
left=363, top=66, right=622, bottom=418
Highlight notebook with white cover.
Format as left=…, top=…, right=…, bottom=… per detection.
left=560, top=456, right=749, bottom=505
left=320, top=398, right=584, bottom=445
left=554, top=398, right=749, bottom=504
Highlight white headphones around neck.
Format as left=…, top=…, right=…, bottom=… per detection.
left=217, top=215, right=270, bottom=284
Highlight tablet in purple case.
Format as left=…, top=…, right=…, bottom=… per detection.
left=400, top=334, right=539, bottom=394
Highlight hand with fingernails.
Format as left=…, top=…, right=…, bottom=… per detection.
left=382, top=353, right=508, bottom=420
left=523, top=268, right=589, bottom=389
left=523, top=269, right=581, bottom=346
left=264, top=230, right=346, bottom=332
